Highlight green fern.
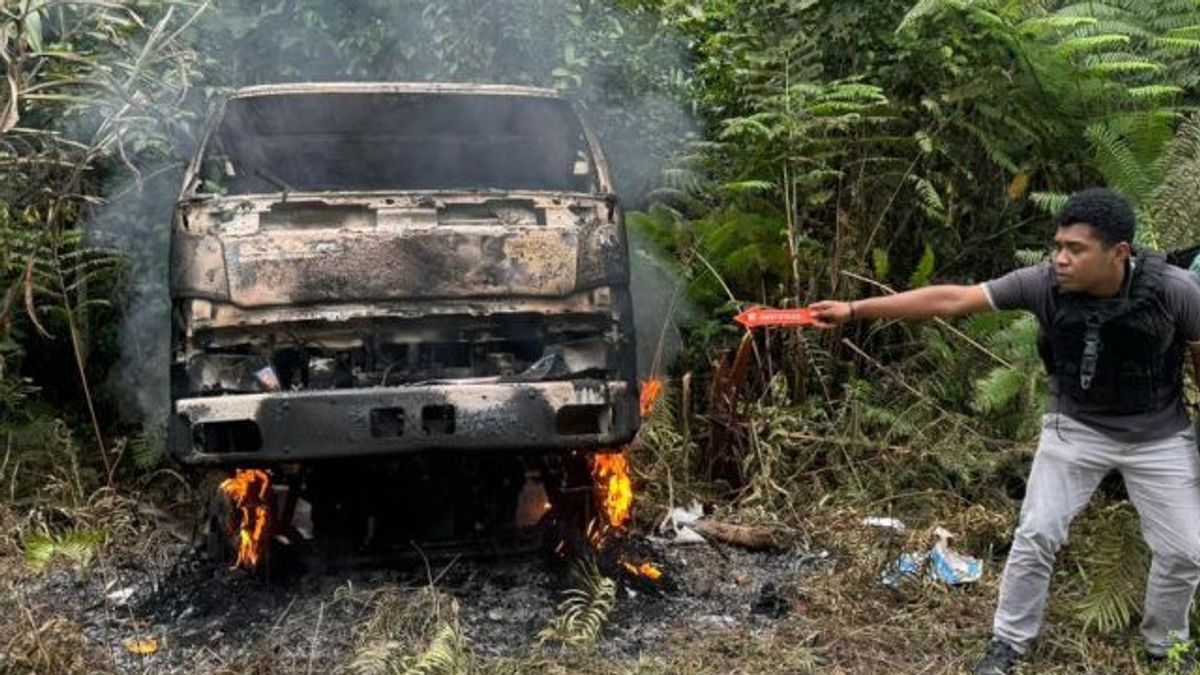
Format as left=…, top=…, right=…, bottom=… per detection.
left=347, top=641, right=406, bottom=675
left=1056, top=33, right=1131, bottom=56
left=1074, top=504, right=1150, bottom=634
left=24, top=528, right=106, bottom=573
left=402, top=623, right=472, bottom=675
left=130, top=425, right=166, bottom=470
left=347, top=622, right=472, bottom=675
left=908, top=245, right=937, bottom=288
left=537, top=559, right=616, bottom=651
left=1152, top=113, right=1200, bottom=249
left=1030, top=190, right=1070, bottom=215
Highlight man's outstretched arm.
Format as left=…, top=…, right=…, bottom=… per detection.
left=809, top=284, right=993, bottom=328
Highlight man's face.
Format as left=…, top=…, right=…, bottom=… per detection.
left=1052, top=223, right=1129, bottom=294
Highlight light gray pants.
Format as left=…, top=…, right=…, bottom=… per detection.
left=994, top=413, right=1200, bottom=654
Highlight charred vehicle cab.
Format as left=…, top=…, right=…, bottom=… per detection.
left=169, top=83, right=639, bottom=469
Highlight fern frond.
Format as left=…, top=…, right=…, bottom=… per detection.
left=1155, top=36, right=1200, bottom=53
left=1074, top=505, right=1149, bottom=634
left=1056, top=33, right=1130, bottom=56
left=1018, top=15, right=1098, bottom=36
left=1030, top=191, right=1069, bottom=215
left=908, top=245, right=937, bottom=288
left=24, top=528, right=106, bottom=573
left=403, top=623, right=470, bottom=675
left=972, top=366, right=1030, bottom=413
left=1086, top=121, right=1157, bottom=204
left=537, top=559, right=616, bottom=651
left=1082, top=55, right=1164, bottom=75
left=1124, top=84, right=1184, bottom=100
left=347, top=640, right=405, bottom=675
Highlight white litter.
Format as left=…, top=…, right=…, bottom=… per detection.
left=659, top=500, right=708, bottom=544
left=862, top=516, right=906, bottom=532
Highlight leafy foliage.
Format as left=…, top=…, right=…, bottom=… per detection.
left=537, top=559, right=617, bottom=651
left=1072, top=503, right=1151, bottom=634
left=24, top=527, right=105, bottom=574
left=1, top=0, right=202, bottom=486
left=971, top=314, right=1045, bottom=438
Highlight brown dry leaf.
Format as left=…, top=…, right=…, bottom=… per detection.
left=123, top=636, right=158, bottom=655
left=1006, top=171, right=1030, bottom=201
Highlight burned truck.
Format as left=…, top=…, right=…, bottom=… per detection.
left=169, top=83, right=639, bottom=555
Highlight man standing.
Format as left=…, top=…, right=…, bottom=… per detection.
left=810, top=188, right=1200, bottom=674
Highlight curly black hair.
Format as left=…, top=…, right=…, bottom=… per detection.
left=1055, top=187, right=1136, bottom=246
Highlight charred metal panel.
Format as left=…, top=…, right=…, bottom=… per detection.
left=172, top=380, right=638, bottom=465
left=170, top=232, right=230, bottom=300
left=221, top=227, right=579, bottom=307
left=184, top=292, right=616, bottom=332
left=576, top=215, right=629, bottom=289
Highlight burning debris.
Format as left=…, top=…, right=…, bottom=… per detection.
left=621, top=561, right=663, bottom=581
left=218, top=469, right=271, bottom=570
left=579, top=378, right=665, bottom=584
left=639, top=378, right=663, bottom=417
left=591, top=452, right=634, bottom=535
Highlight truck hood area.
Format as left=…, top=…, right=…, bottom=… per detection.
left=172, top=192, right=625, bottom=309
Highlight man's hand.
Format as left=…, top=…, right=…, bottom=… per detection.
left=809, top=300, right=853, bottom=329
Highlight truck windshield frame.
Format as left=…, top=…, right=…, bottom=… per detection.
left=196, top=92, right=599, bottom=195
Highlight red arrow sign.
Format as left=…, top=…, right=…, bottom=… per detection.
left=734, top=306, right=817, bottom=329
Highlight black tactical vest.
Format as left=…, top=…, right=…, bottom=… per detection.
left=1036, top=251, right=1183, bottom=416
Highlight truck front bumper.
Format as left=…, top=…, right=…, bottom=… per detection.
left=171, top=379, right=638, bottom=466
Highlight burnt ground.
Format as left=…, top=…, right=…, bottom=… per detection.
left=1, top=514, right=834, bottom=674
left=4, top=493, right=1170, bottom=674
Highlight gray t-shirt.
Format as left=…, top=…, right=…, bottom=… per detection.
left=983, top=260, right=1200, bottom=443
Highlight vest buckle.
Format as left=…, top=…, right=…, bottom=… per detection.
left=1080, top=317, right=1103, bottom=391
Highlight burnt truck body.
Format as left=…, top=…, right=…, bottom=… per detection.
left=169, top=83, right=639, bottom=466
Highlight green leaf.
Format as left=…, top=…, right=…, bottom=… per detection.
left=1018, top=15, right=1098, bottom=35
left=1124, top=85, right=1184, bottom=100
left=908, top=245, right=936, bottom=288
left=872, top=248, right=890, bottom=279
left=1083, top=59, right=1164, bottom=75
left=1031, top=191, right=1070, bottom=216
left=914, top=130, right=934, bottom=154
left=721, top=179, right=776, bottom=195
left=972, top=365, right=1028, bottom=413
left=24, top=528, right=105, bottom=573
left=1154, top=37, right=1200, bottom=53
left=1074, top=506, right=1150, bottom=634
left=1056, top=34, right=1129, bottom=56
left=22, top=0, right=44, bottom=54
left=913, top=177, right=946, bottom=222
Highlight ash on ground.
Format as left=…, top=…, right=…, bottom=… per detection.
left=4, top=525, right=831, bottom=673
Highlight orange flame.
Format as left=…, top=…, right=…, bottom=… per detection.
left=592, top=452, right=633, bottom=532
left=621, top=560, right=663, bottom=580
left=640, top=378, right=663, bottom=417
left=585, top=379, right=664, bottom=548
left=219, top=469, right=271, bottom=570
